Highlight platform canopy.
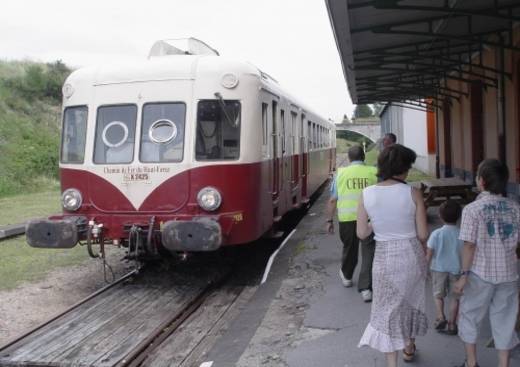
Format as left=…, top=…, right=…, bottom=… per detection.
left=325, top=0, right=520, bottom=108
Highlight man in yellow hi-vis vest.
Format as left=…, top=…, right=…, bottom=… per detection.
left=326, top=145, right=377, bottom=302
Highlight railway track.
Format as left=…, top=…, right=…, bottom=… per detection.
left=0, top=260, right=244, bottom=367
left=0, top=223, right=26, bottom=241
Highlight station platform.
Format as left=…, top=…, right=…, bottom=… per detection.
left=203, top=183, right=520, bottom=367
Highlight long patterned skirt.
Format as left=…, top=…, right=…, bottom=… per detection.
left=358, top=238, right=428, bottom=352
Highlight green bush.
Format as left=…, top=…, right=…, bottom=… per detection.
left=0, top=60, right=70, bottom=197
left=3, top=60, right=69, bottom=103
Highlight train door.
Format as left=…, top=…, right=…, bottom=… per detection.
left=291, top=111, right=298, bottom=190
left=271, top=101, right=279, bottom=200
left=302, top=117, right=309, bottom=200
left=281, top=109, right=286, bottom=194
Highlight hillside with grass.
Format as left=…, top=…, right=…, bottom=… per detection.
left=0, top=60, right=71, bottom=197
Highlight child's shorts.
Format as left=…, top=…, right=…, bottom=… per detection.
left=431, top=270, right=461, bottom=299
left=459, top=272, right=519, bottom=350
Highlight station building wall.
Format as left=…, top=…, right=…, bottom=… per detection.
left=438, top=27, right=520, bottom=198
left=381, top=104, right=436, bottom=176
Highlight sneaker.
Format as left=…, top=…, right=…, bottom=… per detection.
left=339, top=270, right=353, bottom=287
left=361, top=289, right=372, bottom=302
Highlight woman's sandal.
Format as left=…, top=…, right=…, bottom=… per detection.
left=458, top=361, right=480, bottom=367
left=403, top=343, right=416, bottom=363
left=434, top=318, right=447, bottom=330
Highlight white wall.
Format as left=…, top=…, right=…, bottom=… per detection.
left=381, top=104, right=436, bottom=176
left=402, top=108, right=434, bottom=176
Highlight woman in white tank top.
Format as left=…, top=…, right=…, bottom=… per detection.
left=356, top=144, right=429, bottom=367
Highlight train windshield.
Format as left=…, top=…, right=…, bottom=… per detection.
left=61, top=106, right=88, bottom=164
left=93, top=105, right=137, bottom=164
left=140, top=103, right=186, bottom=163
left=196, top=100, right=240, bottom=161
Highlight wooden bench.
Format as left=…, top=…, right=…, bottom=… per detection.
left=420, top=177, right=477, bottom=208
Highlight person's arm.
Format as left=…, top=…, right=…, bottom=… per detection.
left=454, top=206, right=478, bottom=294
left=325, top=176, right=338, bottom=234
left=325, top=197, right=337, bottom=234
left=453, top=241, right=476, bottom=294
left=425, top=248, right=433, bottom=267
left=356, top=194, right=372, bottom=239
left=412, top=187, right=428, bottom=248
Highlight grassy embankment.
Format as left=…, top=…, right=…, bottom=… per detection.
left=0, top=60, right=89, bottom=291
left=0, top=60, right=67, bottom=196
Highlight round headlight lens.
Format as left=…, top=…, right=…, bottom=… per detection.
left=62, top=188, right=82, bottom=211
left=197, top=187, right=222, bottom=212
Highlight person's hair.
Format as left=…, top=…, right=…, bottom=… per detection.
left=477, top=158, right=509, bottom=195
left=377, top=144, right=416, bottom=180
left=348, top=145, right=365, bottom=162
left=439, top=200, right=461, bottom=224
left=385, top=133, right=397, bottom=144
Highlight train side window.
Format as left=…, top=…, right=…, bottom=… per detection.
left=140, top=103, right=186, bottom=163
left=61, top=106, right=88, bottom=164
left=307, top=121, right=311, bottom=150
left=291, top=112, right=297, bottom=154
left=312, top=123, right=316, bottom=149
left=281, top=109, right=285, bottom=153
left=196, top=100, right=241, bottom=161
left=94, top=104, right=137, bottom=164
left=262, top=103, right=268, bottom=146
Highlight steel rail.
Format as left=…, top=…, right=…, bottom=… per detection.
left=116, top=271, right=233, bottom=367
left=0, top=223, right=26, bottom=241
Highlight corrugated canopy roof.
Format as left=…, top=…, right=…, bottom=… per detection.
left=325, top=0, right=520, bottom=108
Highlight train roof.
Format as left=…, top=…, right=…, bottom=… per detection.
left=64, top=39, right=333, bottom=126
left=67, top=55, right=259, bottom=86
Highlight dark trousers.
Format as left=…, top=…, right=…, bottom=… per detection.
left=339, top=221, right=376, bottom=291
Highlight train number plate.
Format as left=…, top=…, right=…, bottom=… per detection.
left=122, top=173, right=151, bottom=184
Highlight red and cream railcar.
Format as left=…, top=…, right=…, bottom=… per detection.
left=27, top=39, right=336, bottom=256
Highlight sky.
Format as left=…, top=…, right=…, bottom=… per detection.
left=0, top=0, right=353, bottom=121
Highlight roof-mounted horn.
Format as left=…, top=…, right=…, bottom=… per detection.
left=148, top=38, right=219, bottom=58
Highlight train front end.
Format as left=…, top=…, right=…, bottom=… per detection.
left=26, top=39, right=267, bottom=258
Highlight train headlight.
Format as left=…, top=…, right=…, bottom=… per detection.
left=62, top=188, right=83, bottom=211
left=197, top=187, right=222, bottom=212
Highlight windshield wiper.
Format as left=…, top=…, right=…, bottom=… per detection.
left=214, top=92, right=237, bottom=127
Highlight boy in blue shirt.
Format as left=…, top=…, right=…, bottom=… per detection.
left=426, top=199, right=463, bottom=335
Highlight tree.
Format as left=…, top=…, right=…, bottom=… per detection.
left=353, top=104, right=373, bottom=119
left=341, top=114, right=351, bottom=124
left=371, top=102, right=385, bottom=116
